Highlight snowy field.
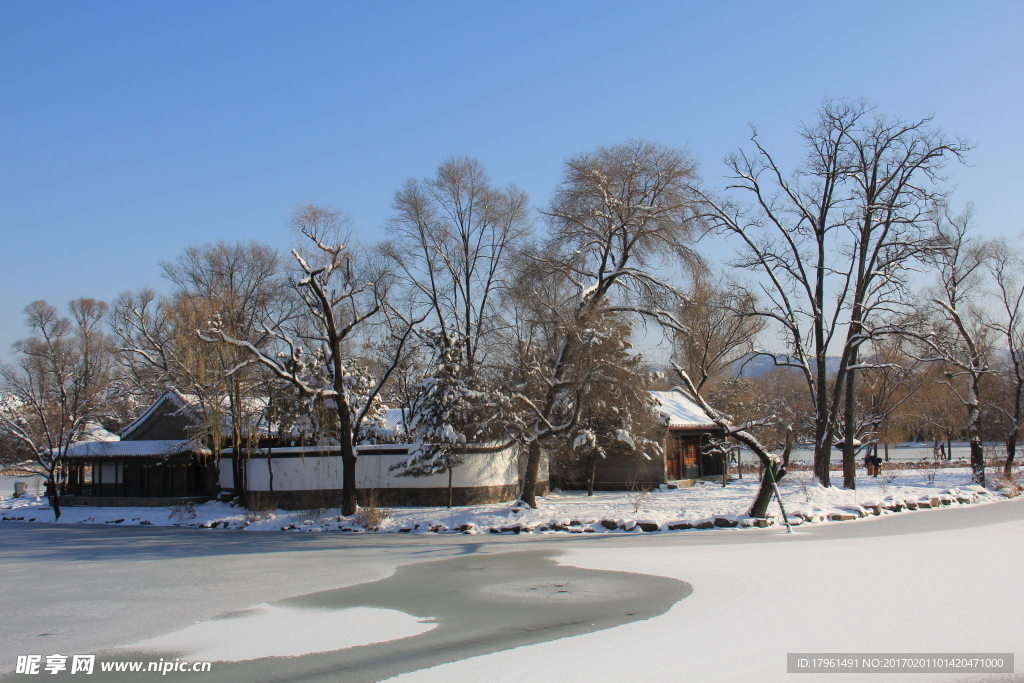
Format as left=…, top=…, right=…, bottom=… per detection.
left=1, top=467, right=1015, bottom=535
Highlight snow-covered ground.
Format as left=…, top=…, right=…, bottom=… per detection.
left=1, top=490, right=1021, bottom=682
left=392, top=507, right=1024, bottom=683
left=1, top=467, right=1015, bottom=534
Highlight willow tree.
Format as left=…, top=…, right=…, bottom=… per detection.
left=516, top=140, right=703, bottom=507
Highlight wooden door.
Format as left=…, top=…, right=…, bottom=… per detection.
left=666, top=434, right=681, bottom=480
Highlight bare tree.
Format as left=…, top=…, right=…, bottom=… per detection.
left=201, top=205, right=411, bottom=515
left=701, top=99, right=969, bottom=487
left=515, top=140, right=703, bottom=507
left=914, top=205, right=992, bottom=485
left=0, top=299, right=115, bottom=519
left=988, top=237, right=1024, bottom=477
left=854, top=336, right=924, bottom=462
left=111, top=242, right=291, bottom=504
left=383, top=157, right=531, bottom=376
left=670, top=269, right=764, bottom=392
left=380, top=159, right=530, bottom=492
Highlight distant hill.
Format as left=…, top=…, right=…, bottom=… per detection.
left=729, top=352, right=842, bottom=379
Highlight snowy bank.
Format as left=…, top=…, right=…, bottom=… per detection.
left=1, top=467, right=1016, bottom=535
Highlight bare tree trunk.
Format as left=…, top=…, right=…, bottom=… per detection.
left=47, top=466, right=62, bottom=520
left=970, top=438, right=985, bottom=486
left=267, top=446, right=274, bottom=493
left=521, top=440, right=543, bottom=508
left=447, top=467, right=453, bottom=509
left=1006, top=434, right=1018, bottom=478
left=842, top=363, right=858, bottom=490
left=338, top=414, right=358, bottom=516
left=587, top=453, right=596, bottom=496
left=748, top=466, right=776, bottom=519
left=814, top=388, right=833, bottom=486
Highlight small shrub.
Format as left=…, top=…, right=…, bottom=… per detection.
left=290, top=506, right=331, bottom=526
left=791, top=470, right=812, bottom=502
left=626, top=475, right=654, bottom=514
left=353, top=489, right=390, bottom=530
left=169, top=501, right=197, bottom=521
left=994, top=471, right=1022, bottom=497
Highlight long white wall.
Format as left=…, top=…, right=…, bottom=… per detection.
left=219, top=444, right=541, bottom=492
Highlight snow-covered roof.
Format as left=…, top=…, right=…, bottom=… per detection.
left=64, top=439, right=197, bottom=459
left=119, top=388, right=274, bottom=439
left=651, top=390, right=719, bottom=430
left=118, top=388, right=197, bottom=439
left=78, top=421, right=120, bottom=443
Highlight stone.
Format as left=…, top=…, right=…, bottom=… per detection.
left=638, top=522, right=660, bottom=532
left=828, top=512, right=857, bottom=521
left=600, top=520, right=619, bottom=530
left=713, top=517, right=739, bottom=528
left=695, top=520, right=715, bottom=529
left=667, top=522, right=693, bottom=530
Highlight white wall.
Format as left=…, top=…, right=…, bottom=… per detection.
left=219, top=444, right=539, bottom=492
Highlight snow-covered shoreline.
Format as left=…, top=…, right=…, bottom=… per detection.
left=1, top=467, right=1015, bottom=534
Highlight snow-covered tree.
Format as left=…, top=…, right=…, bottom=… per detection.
left=515, top=140, right=703, bottom=507
left=557, top=314, right=663, bottom=496
left=201, top=205, right=414, bottom=515
left=0, top=299, right=115, bottom=519
left=673, top=368, right=795, bottom=520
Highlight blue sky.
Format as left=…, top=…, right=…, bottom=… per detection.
left=1, top=0, right=1021, bottom=357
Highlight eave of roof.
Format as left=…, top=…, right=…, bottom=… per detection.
left=64, top=439, right=200, bottom=459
